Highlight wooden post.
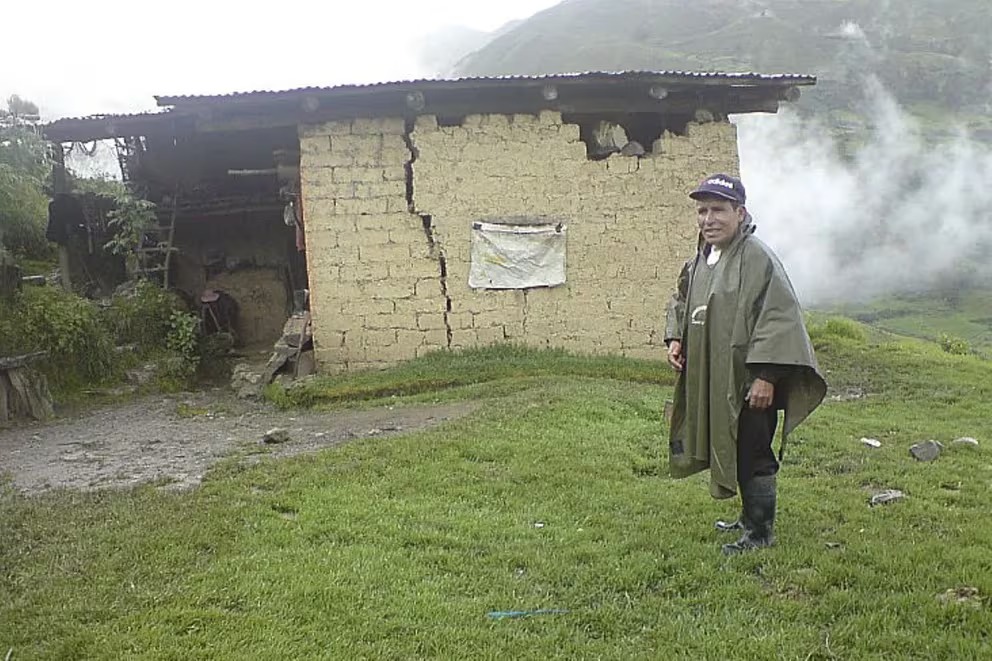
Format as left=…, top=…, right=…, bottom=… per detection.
left=0, top=353, right=54, bottom=422
left=51, top=143, right=74, bottom=292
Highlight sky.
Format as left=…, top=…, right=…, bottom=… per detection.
left=2, top=0, right=561, bottom=120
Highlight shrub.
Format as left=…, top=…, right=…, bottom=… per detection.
left=159, top=310, right=201, bottom=387
left=102, top=280, right=184, bottom=349
left=0, top=286, right=115, bottom=392
left=808, top=317, right=867, bottom=344
left=938, top=333, right=970, bottom=355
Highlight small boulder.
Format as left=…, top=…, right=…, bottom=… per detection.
left=231, top=362, right=265, bottom=399
left=262, top=427, right=290, bottom=444
left=620, top=141, right=646, bottom=157
left=870, top=489, right=906, bottom=507
left=910, top=440, right=943, bottom=462
left=125, top=363, right=158, bottom=386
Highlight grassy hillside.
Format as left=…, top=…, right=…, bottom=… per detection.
left=452, top=0, right=992, bottom=137
left=830, top=288, right=992, bottom=358
left=3, top=326, right=991, bottom=658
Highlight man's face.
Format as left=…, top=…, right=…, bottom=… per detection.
left=695, top=195, right=745, bottom=248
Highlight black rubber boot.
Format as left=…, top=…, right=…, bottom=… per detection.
left=721, top=474, right=776, bottom=556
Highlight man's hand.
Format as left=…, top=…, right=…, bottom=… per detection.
left=747, top=378, right=775, bottom=410
left=667, top=340, right=685, bottom=372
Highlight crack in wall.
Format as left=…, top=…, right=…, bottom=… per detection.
left=404, top=119, right=453, bottom=349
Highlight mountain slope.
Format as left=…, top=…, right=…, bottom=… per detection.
left=452, top=0, right=992, bottom=131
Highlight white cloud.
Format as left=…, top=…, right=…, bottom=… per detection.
left=1, top=0, right=560, bottom=119
left=839, top=21, right=867, bottom=41
left=736, top=78, right=992, bottom=305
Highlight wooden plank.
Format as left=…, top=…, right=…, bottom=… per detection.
left=0, top=372, right=10, bottom=422
left=0, top=352, right=47, bottom=370
left=5, top=367, right=54, bottom=421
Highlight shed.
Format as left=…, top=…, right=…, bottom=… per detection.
left=43, top=71, right=815, bottom=366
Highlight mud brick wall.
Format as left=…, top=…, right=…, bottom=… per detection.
left=299, top=112, right=739, bottom=371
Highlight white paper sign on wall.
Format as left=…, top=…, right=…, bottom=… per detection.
left=468, top=222, right=567, bottom=290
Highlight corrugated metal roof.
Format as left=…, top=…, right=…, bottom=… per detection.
left=155, top=70, right=816, bottom=105
left=45, top=109, right=172, bottom=126
left=42, top=109, right=187, bottom=143
left=43, top=70, right=815, bottom=142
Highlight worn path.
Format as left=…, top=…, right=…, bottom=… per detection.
left=0, top=391, right=478, bottom=494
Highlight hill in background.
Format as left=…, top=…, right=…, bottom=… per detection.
left=450, top=0, right=992, bottom=139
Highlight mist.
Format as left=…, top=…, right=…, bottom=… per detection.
left=736, top=78, right=992, bottom=307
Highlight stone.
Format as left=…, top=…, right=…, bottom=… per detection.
left=125, top=363, right=158, bottom=386
left=262, top=428, right=290, bottom=444
left=231, top=362, right=266, bottom=399
left=951, top=437, right=979, bottom=448
left=937, top=587, right=983, bottom=607
left=860, top=437, right=881, bottom=448
left=620, top=141, right=646, bottom=157
left=829, top=386, right=865, bottom=402
left=870, top=489, right=906, bottom=507
left=910, top=440, right=943, bottom=462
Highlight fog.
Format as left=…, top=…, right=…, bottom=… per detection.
left=736, top=78, right=992, bottom=307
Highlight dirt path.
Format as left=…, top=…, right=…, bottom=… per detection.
left=0, top=391, right=478, bottom=494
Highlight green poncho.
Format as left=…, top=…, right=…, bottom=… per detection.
left=666, top=225, right=827, bottom=499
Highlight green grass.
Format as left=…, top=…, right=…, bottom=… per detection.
left=2, top=325, right=991, bottom=659
left=832, top=288, right=992, bottom=357
left=270, top=344, right=675, bottom=408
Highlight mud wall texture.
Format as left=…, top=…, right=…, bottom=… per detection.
left=299, top=112, right=738, bottom=371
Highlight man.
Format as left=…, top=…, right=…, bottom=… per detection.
left=665, top=174, right=826, bottom=555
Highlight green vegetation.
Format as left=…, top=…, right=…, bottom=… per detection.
left=273, top=344, right=674, bottom=409
left=452, top=0, right=992, bottom=137
left=833, top=288, right=992, bottom=357
left=3, top=321, right=990, bottom=658
left=0, top=280, right=203, bottom=399
left=0, top=96, right=51, bottom=259
left=161, top=310, right=203, bottom=386
left=103, top=192, right=157, bottom=265
left=0, top=286, right=116, bottom=393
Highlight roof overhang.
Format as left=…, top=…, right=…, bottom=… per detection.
left=43, top=70, right=816, bottom=143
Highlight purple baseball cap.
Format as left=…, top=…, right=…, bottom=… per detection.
left=689, top=174, right=746, bottom=205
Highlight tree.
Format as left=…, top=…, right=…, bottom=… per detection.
left=0, top=95, right=51, bottom=258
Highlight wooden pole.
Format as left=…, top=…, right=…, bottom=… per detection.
left=51, top=143, right=74, bottom=292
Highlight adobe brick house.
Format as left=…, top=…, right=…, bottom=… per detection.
left=44, top=71, right=814, bottom=370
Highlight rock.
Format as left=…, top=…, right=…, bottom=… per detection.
left=262, top=428, right=290, bottom=444
left=870, top=489, right=906, bottom=507
left=231, top=362, right=265, bottom=399
left=937, top=587, right=983, bottom=608
left=694, top=109, right=715, bottom=123
left=125, top=363, right=158, bottom=386
left=829, top=386, right=865, bottom=402
left=910, top=440, right=943, bottom=462
left=237, top=385, right=262, bottom=400
left=620, top=140, right=646, bottom=157
left=951, top=437, right=979, bottom=448
left=860, top=437, right=881, bottom=448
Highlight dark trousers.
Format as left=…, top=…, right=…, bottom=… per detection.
left=737, top=407, right=780, bottom=485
